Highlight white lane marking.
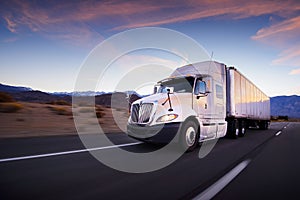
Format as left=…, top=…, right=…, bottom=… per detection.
left=0, top=142, right=142, bottom=163
left=275, top=131, right=282, bottom=136
left=284, top=126, right=287, bottom=129
left=193, top=159, right=251, bottom=200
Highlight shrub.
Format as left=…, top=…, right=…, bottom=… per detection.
left=0, top=92, right=14, bottom=102
left=96, top=111, right=105, bottom=118
left=76, top=106, right=105, bottom=118
left=48, top=106, right=72, bottom=115
left=0, top=102, right=23, bottom=113
left=47, top=100, right=71, bottom=106
left=96, top=107, right=105, bottom=118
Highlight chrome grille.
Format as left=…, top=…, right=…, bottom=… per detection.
left=131, top=103, right=153, bottom=123
left=139, top=103, right=153, bottom=123
left=131, top=104, right=140, bottom=122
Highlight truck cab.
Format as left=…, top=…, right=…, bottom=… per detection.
left=127, top=61, right=228, bottom=151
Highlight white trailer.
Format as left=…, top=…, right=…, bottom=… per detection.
left=127, top=61, right=270, bottom=151
left=226, top=67, right=270, bottom=138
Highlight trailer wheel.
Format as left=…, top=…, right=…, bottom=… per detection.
left=265, top=121, right=269, bottom=130
left=259, top=121, right=268, bottom=130
left=239, top=120, right=246, bottom=137
left=180, top=120, right=199, bottom=152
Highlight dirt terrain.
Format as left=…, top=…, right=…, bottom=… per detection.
left=0, top=102, right=129, bottom=138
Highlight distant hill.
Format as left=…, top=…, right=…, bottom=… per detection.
left=0, top=83, right=70, bottom=103
left=0, top=83, right=141, bottom=107
left=0, top=83, right=32, bottom=93
left=12, top=91, right=71, bottom=103
left=270, top=95, right=300, bottom=119
left=52, top=91, right=105, bottom=96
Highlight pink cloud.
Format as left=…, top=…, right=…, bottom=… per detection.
left=272, top=47, right=300, bottom=66
left=252, top=16, right=300, bottom=41
left=5, top=1, right=299, bottom=32
left=113, top=0, right=300, bottom=30
left=1, top=0, right=169, bottom=46
left=2, top=0, right=300, bottom=49
left=4, top=15, right=17, bottom=33
left=252, top=15, right=300, bottom=68
left=289, top=68, right=300, bottom=75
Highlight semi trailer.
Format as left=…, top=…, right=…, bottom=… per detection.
left=127, top=61, right=270, bottom=151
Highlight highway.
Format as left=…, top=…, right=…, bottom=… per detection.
left=0, top=122, right=298, bottom=199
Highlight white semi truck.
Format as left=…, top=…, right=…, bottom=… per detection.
left=127, top=61, right=270, bottom=151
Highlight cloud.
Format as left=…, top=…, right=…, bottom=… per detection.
left=272, top=46, right=300, bottom=67
left=1, top=1, right=162, bottom=38
left=119, top=54, right=188, bottom=68
left=113, top=0, right=300, bottom=30
left=294, top=87, right=300, bottom=95
left=2, top=0, right=300, bottom=48
left=2, top=37, right=18, bottom=43
left=251, top=7, right=300, bottom=68
left=1, top=1, right=105, bottom=45
left=252, top=16, right=300, bottom=41
left=3, top=15, right=17, bottom=33
left=289, top=68, right=300, bottom=75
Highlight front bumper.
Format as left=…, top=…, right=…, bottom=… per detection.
left=127, top=122, right=181, bottom=143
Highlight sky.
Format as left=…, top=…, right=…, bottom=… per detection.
left=0, top=0, right=300, bottom=97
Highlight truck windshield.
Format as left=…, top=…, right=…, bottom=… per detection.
left=156, top=77, right=194, bottom=93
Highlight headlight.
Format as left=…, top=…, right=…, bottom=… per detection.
left=156, top=114, right=178, bottom=122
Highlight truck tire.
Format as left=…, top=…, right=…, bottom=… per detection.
left=259, top=121, right=268, bottom=130
left=180, top=120, right=199, bottom=152
left=238, top=120, right=246, bottom=137
left=265, top=121, right=269, bottom=129
left=227, top=119, right=239, bottom=139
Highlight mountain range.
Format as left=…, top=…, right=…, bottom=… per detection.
left=270, top=95, right=300, bottom=119
left=0, top=83, right=299, bottom=118
left=0, top=83, right=32, bottom=93
left=0, top=83, right=141, bottom=109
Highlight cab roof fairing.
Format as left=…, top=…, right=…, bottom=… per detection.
left=157, top=76, right=197, bottom=85
left=169, top=61, right=226, bottom=84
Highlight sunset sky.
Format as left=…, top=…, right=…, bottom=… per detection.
left=1, top=0, right=300, bottom=96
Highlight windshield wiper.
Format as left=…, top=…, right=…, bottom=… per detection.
left=162, top=89, right=173, bottom=111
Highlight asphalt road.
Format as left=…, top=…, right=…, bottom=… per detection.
left=0, top=122, right=297, bottom=200
left=214, top=122, right=300, bottom=199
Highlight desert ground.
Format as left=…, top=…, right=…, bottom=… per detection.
left=0, top=102, right=129, bottom=138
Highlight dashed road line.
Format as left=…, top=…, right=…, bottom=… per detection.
left=0, top=142, right=142, bottom=163
left=193, top=159, right=251, bottom=200
left=275, top=131, right=282, bottom=136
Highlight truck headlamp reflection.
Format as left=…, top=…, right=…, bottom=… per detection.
left=156, top=114, right=178, bottom=122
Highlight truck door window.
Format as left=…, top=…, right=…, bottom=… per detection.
left=216, top=84, right=223, bottom=99
left=195, top=80, right=206, bottom=95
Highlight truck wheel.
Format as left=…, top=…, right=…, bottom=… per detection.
left=264, top=121, right=269, bottom=130
left=259, top=121, right=268, bottom=130
left=239, top=120, right=246, bottom=137
left=227, top=119, right=239, bottom=139
left=265, top=121, right=269, bottom=130
left=180, top=120, right=199, bottom=152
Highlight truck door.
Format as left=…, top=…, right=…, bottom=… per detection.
left=193, top=78, right=217, bottom=139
